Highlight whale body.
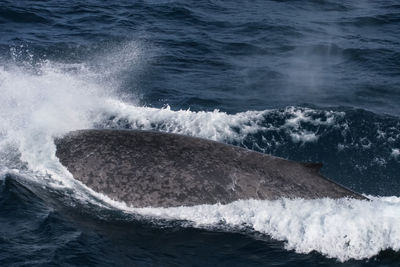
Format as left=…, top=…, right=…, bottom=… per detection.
left=54, top=130, right=366, bottom=208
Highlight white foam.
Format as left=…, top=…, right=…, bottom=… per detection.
left=391, top=148, right=400, bottom=158
left=2, top=52, right=400, bottom=262
left=128, top=197, right=400, bottom=262
left=282, top=106, right=342, bottom=143
left=99, top=101, right=269, bottom=142
left=98, top=103, right=347, bottom=146
left=0, top=62, right=108, bottom=179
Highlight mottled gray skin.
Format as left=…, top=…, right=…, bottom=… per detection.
left=54, top=129, right=366, bottom=208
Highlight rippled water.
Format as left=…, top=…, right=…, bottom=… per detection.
left=0, top=0, right=399, bottom=266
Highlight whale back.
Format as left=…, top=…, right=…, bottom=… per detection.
left=54, top=130, right=365, bottom=207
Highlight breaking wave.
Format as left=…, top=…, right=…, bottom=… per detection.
left=132, top=196, right=400, bottom=262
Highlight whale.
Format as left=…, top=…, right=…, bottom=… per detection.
left=54, top=129, right=367, bottom=208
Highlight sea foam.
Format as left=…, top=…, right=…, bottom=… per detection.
left=1, top=57, right=399, bottom=262
left=130, top=196, right=400, bottom=262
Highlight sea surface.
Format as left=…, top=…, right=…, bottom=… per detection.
left=1, top=0, right=400, bottom=266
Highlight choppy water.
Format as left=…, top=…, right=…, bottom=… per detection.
left=0, top=0, right=400, bottom=266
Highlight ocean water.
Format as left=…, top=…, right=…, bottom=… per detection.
left=0, top=0, right=400, bottom=266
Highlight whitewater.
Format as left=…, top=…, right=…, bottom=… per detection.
left=0, top=56, right=399, bottom=263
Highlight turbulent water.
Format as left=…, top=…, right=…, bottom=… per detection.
left=1, top=0, right=400, bottom=266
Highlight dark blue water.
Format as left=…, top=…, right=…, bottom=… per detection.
left=1, top=0, right=400, bottom=266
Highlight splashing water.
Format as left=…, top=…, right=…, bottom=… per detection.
left=1, top=52, right=400, bottom=262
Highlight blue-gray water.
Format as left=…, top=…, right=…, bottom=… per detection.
left=0, top=0, right=400, bottom=266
